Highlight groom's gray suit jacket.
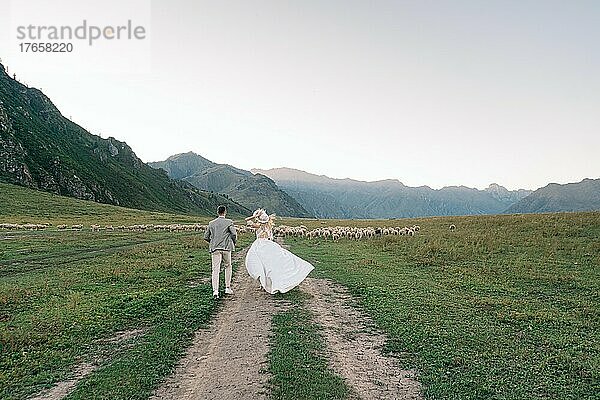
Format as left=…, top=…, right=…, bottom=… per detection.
left=204, top=216, right=237, bottom=253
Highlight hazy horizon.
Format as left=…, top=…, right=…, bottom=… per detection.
left=250, top=165, right=539, bottom=191
left=160, top=152, right=592, bottom=191
left=1, top=0, right=598, bottom=191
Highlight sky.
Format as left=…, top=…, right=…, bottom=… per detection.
left=1, top=0, right=598, bottom=190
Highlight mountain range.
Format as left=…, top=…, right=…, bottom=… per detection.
left=506, top=178, right=600, bottom=214
left=1, top=62, right=597, bottom=219
left=0, top=63, right=248, bottom=216
left=149, top=152, right=311, bottom=217
left=252, top=168, right=536, bottom=218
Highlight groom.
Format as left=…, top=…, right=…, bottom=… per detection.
left=204, top=205, right=237, bottom=299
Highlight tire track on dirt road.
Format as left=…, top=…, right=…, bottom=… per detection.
left=150, top=248, right=277, bottom=400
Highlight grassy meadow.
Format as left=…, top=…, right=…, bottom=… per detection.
left=1, top=183, right=598, bottom=399
left=287, top=212, right=600, bottom=400
left=0, top=184, right=252, bottom=399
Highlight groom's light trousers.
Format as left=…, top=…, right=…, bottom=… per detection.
left=211, top=250, right=232, bottom=293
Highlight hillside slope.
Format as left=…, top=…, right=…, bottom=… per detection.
left=150, top=152, right=311, bottom=217
left=0, top=63, right=248, bottom=216
left=0, top=182, right=214, bottom=225
left=505, top=178, right=600, bottom=213
left=253, top=167, right=531, bottom=219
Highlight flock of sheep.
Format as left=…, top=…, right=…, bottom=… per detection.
left=1, top=222, right=456, bottom=238
left=0, top=223, right=260, bottom=234
left=0, top=223, right=51, bottom=230
left=274, top=224, right=421, bottom=240
left=0, top=223, right=208, bottom=232
left=1, top=222, right=421, bottom=240
left=88, top=224, right=207, bottom=232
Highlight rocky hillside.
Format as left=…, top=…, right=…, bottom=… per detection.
left=0, top=63, right=248, bottom=216
left=253, top=167, right=531, bottom=219
left=505, top=178, right=600, bottom=214
left=150, top=152, right=311, bottom=217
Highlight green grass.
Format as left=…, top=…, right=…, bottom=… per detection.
left=1, top=230, right=254, bottom=399
left=0, top=182, right=213, bottom=226
left=3, top=183, right=599, bottom=399
left=1, top=232, right=203, bottom=399
left=287, top=212, right=600, bottom=400
left=1, top=230, right=172, bottom=267
left=268, top=290, right=351, bottom=400
left=0, top=185, right=256, bottom=399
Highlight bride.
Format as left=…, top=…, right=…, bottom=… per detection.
left=245, top=209, right=314, bottom=294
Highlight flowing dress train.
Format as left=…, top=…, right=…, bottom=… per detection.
left=245, top=235, right=314, bottom=294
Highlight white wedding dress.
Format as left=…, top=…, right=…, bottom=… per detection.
left=245, top=224, right=314, bottom=294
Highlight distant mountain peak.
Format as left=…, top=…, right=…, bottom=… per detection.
left=163, top=151, right=212, bottom=162
left=487, top=182, right=507, bottom=190
left=506, top=178, right=600, bottom=214
left=480, top=182, right=531, bottom=204
left=376, top=178, right=405, bottom=185
left=485, top=182, right=510, bottom=195
left=150, top=154, right=312, bottom=217
left=251, top=167, right=406, bottom=186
